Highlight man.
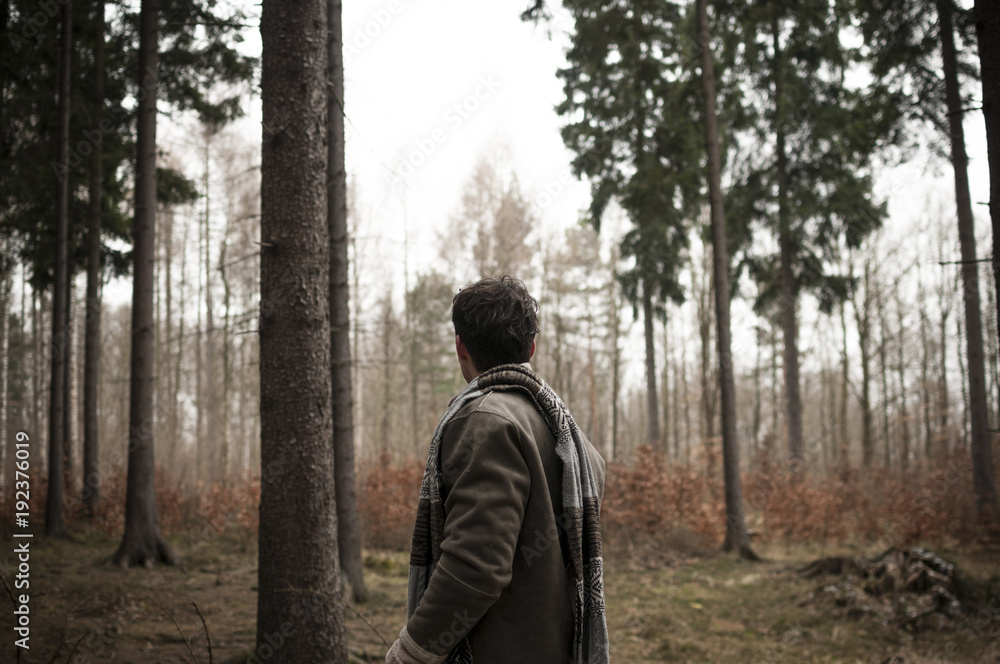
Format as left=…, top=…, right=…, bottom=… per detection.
left=385, top=275, right=609, bottom=664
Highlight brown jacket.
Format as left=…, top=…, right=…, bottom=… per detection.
left=406, top=389, right=606, bottom=664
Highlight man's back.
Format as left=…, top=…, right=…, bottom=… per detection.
left=405, top=388, right=606, bottom=664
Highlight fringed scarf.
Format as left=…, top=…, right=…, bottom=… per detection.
left=407, top=363, right=610, bottom=664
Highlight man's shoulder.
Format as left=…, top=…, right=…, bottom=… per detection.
left=446, top=389, right=548, bottom=439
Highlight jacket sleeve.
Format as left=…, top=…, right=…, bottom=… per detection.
left=405, top=408, right=530, bottom=656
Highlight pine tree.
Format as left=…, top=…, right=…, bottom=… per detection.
left=551, top=0, right=703, bottom=445
left=726, top=0, right=894, bottom=470
left=861, top=0, right=997, bottom=516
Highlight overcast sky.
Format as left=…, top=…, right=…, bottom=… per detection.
left=140, top=0, right=994, bottom=390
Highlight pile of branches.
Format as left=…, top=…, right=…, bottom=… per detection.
left=800, top=547, right=962, bottom=631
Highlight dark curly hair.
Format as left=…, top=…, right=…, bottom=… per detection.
left=452, top=275, right=539, bottom=372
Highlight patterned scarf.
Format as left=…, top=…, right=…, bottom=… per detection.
left=407, top=363, right=610, bottom=664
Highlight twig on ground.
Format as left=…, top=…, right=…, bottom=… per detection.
left=148, top=596, right=199, bottom=664
left=344, top=603, right=391, bottom=648
left=192, top=602, right=213, bottom=664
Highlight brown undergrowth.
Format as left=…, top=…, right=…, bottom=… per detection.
left=2, top=441, right=996, bottom=558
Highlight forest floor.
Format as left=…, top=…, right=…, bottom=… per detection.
left=0, top=526, right=997, bottom=663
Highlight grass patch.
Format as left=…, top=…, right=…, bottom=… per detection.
left=0, top=526, right=996, bottom=663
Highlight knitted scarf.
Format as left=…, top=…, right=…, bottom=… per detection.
left=407, top=363, right=610, bottom=664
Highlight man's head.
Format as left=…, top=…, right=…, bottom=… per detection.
left=452, top=275, right=538, bottom=378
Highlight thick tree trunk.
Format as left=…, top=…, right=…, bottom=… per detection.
left=83, top=0, right=104, bottom=516
left=46, top=0, right=71, bottom=539
left=258, top=0, right=348, bottom=660
left=113, top=0, right=176, bottom=567
left=697, top=0, right=758, bottom=560
left=938, top=0, right=997, bottom=517
left=975, top=0, right=1000, bottom=390
left=328, top=0, right=368, bottom=603
left=642, top=278, right=661, bottom=445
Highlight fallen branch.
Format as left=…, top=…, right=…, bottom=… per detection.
left=192, top=602, right=213, bottom=664
left=148, top=596, right=199, bottom=664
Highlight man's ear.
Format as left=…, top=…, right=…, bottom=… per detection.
left=529, top=339, right=536, bottom=359
left=456, top=334, right=469, bottom=361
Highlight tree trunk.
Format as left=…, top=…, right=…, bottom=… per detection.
left=328, top=0, right=368, bottom=603
left=855, top=260, right=874, bottom=466
left=697, top=0, right=758, bottom=559
left=752, top=324, right=762, bottom=452
left=45, top=0, right=72, bottom=539
left=773, top=16, right=803, bottom=470
left=896, top=296, right=911, bottom=470
left=877, top=277, right=892, bottom=466
left=608, top=270, right=620, bottom=461
left=0, top=269, right=8, bottom=491
left=258, top=0, right=348, bottom=659
left=220, top=221, right=231, bottom=479
left=698, top=247, right=717, bottom=454
left=975, top=0, right=1000, bottom=392
left=642, top=278, right=661, bottom=445
left=839, top=302, right=850, bottom=466
left=173, top=219, right=187, bottom=472
left=64, top=268, right=74, bottom=477
left=918, top=274, right=933, bottom=458
left=957, top=302, right=969, bottom=445
left=938, top=0, right=997, bottom=516
left=83, top=0, right=104, bottom=516
left=113, top=0, right=176, bottom=567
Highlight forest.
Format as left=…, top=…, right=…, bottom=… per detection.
left=1, top=0, right=999, bottom=662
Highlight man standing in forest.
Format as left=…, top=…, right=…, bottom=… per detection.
left=385, top=275, right=609, bottom=664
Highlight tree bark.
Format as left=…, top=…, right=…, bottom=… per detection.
left=975, top=0, right=1000, bottom=394
left=642, top=278, right=661, bottom=445
left=258, top=0, right=348, bottom=659
left=938, top=0, right=997, bottom=517
left=83, top=0, right=104, bottom=516
left=113, top=0, right=176, bottom=567
left=328, top=0, right=368, bottom=603
left=45, top=0, right=71, bottom=539
left=697, top=0, right=758, bottom=560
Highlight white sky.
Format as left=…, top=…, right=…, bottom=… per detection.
left=106, top=0, right=993, bottom=392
